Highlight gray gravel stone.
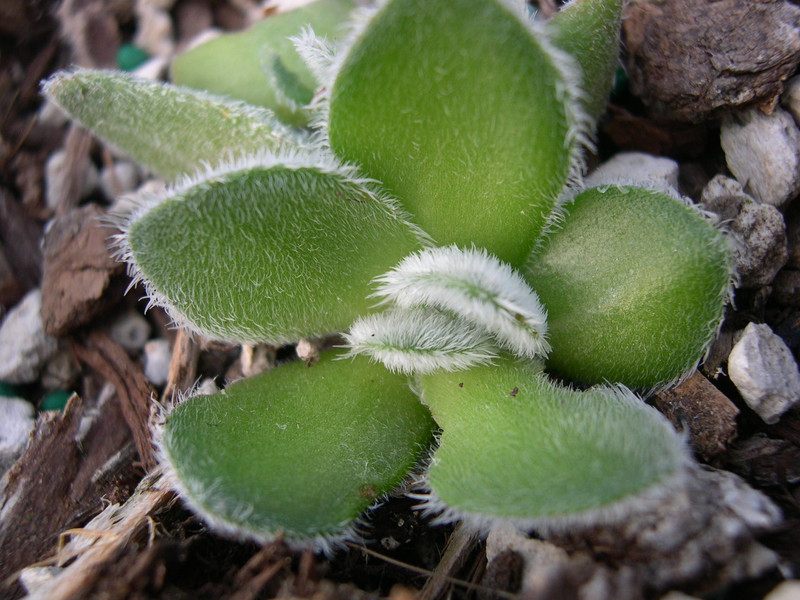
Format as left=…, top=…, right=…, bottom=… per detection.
left=782, top=75, right=800, bottom=125
left=701, top=175, right=788, bottom=288
left=0, top=290, right=58, bottom=384
left=720, top=107, right=800, bottom=207
left=488, top=465, right=781, bottom=596
left=143, top=338, right=171, bottom=387
left=44, top=149, right=99, bottom=212
left=585, top=151, right=680, bottom=192
left=0, top=396, right=34, bottom=474
left=108, top=310, right=151, bottom=353
left=99, top=161, right=140, bottom=201
left=728, top=323, right=800, bottom=424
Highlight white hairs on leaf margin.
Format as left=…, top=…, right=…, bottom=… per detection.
left=343, top=306, right=497, bottom=374
left=151, top=386, right=432, bottom=557
left=108, top=145, right=431, bottom=343
left=408, top=383, right=692, bottom=536
left=372, top=246, right=550, bottom=359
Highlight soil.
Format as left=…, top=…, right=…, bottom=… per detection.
left=1, top=1, right=799, bottom=599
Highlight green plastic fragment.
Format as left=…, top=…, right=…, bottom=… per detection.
left=160, top=351, right=434, bottom=548
left=116, top=44, right=149, bottom=72
left=328, top=0, right=580, bottom=266
left=40, top=390, right=72, bottom=411
left=526, top=185, right=731, bottom=388
left=420, top=359, right=685, bottom=524
left=0, top=381, right=20, bottom=399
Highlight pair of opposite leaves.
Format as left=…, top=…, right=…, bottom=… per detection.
left=45, top=0, right=731, bottom=551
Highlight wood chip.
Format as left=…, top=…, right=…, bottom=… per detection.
left=0, top=392, right=138, bottom=595
left=652, top=371, right=740, bottom=461
left=41, top=204, right=126, bottom=337
left=70, top=329, right=156, bottom=470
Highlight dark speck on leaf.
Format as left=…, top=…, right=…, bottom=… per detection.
left=509, top=386, right=518, bottom=397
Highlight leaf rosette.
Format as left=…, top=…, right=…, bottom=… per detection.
left=45, top=0, right=733, bottom=550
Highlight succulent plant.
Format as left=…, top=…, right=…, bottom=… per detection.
left=44, top=0, right=732, bottom=554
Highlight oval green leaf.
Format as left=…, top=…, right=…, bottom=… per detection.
left=546, top=0, right=622, bottom=121
left=160, top=351, right=434, bottom=550
left=171, top=0, right=355, bottom=126
left=328, top=0, right=584, bottom=266
left=42, top=70, right=299, bottom=181
left=419, top=359, right=685, bottom=527
left=124, top=155, right=423, bottom=343
left=526, top=185, right=732, bottom=388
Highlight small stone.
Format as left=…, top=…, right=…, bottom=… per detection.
left=765, top=581, right=800, bottom=600
left=37, top=98, right=68, bottom=129
left=44, top=149, right=99, bottom=212
left=143, top=338, right=171, bottom=387
left=772, top=270, right=800, bottom=306
left=782, top=75, right=800, bottom=124
left=40, top=348, right=80, bottom=390
left=585, top=151, right=679, bottom=192
left=0, top=396, right=35, bottom=473
left=132, top=55, right=169, bottom=81
left=721, top=107, right=800, bottom=207
left=99, top=161, right=140, bottom=201
left=0, top=290, right=58, bottom=384
left=728, top=323, right=800, bottom=424
left=134, top=3, right=175, bottom=58
left=18, top=566, right=61, bottom=595
left=701, top=175, right=788, bottom=288
left=700, top=175, right=751, bottom=220
left=108, top=310, right=152, bottom=353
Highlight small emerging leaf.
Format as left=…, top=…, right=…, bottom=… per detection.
left=42, top=70, right=300, bottom=181
left=372, top=246, right=549, bottom=358
left=526, top=185, right=732, bottom=389
left=344, top=306, right=497, bottom=374
left=160, top=351, right=434, bottom=551
left=123, top=154, right=423, bottom=343
left=418, top=359, right=686, bottom=528
left=171, top=0, right=355, bottom=126
left=546, top=0, right=622, bottom=121
left=328, top=0, right=586, bottom=266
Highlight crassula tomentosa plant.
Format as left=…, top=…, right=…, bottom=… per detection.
left=44, top=0, right=733, bottom=553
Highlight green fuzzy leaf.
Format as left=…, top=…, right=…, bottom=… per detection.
left=124, top=155, right=423, bottom=343
left=546, top=0, right=622, bottom=121
left=42, top=70, right=298, bottom=181
left=171, top=0, right=355, bottom=126
left=419, top=359, right=685, bottom=526
left=526, top=185, right=732, bottom=388
left=160, top=351, right=434, bottom=549
left=328, top=0, right=584, bottom=266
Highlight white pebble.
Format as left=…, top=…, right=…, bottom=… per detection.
left=134, top=3, right=175, bottom=58
left=585, top=151, right=680, bottom=193
left=728, top=323, right=800, bottom=424
left=99, top=161, right=140, bottom=201
left=143, top=338, right=172, bottom=386
left=108, top=311, right=152, bottom=353
left=764, top=581, right=800, bottom=600
left=0, top=396, right=35, bottom=473
left=44, top=149, right=100, bottom=212
left=721, top=106, right=800, bottom=207
left=781, top=74, right=800, bottom=124
left=0, top=290, right=58, bottom=384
